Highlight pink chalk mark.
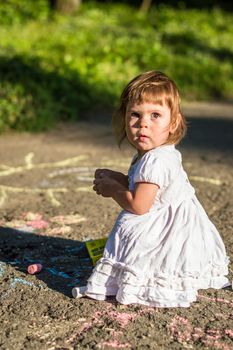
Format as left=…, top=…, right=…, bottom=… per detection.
left=202, top=339, right=230, bottom=350
left=67, top=310, right=134, bottom=347
left=68, top=302, right=232, bottom=350
left=137, top=307, right=156, bottom=316
left=112, top=331, right=123, bottom=337
left=192, top=327, right=204, bottom=340
left=225, top=329, right=233, bottom=338
left=93, top=311, right=103, bottom=321
left=168, top=316, right=231, bottom=350
left=99, top=330, right=131, bottom=349
left=93, top=310, right=137, bottom=328
left=108, top=311, right=137, bottom=328
left=27, top=219, right=49, bottom=229
left=206, top=329, right=221, bottom=340
left=169, top=315, right=192, bottom=342
left=18, top=212, right=49, bottom=230
left=100, top=340, right=131, bottom=349
left=198, top=294, right=233, bottom=307
left=67, top=322, right=93, bottom=345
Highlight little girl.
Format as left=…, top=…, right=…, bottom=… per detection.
left=72, top=71, right=229, bottom=307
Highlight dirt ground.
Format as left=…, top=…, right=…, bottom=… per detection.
left=0, top=102, right=233, bottom=350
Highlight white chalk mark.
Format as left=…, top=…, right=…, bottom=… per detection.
left=48, top=166, right=95, bottom=178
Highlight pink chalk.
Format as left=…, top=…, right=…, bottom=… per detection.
left=27, top=264, right=43, bottom=275
left=27, top=219, right=49, bottom=229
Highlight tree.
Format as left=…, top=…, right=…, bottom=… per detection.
left=140, top=0, right=153, bottom=13
left=49, top=0, right=82, bottom=14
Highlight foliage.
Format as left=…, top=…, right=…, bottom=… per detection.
left=0, top=1, right=233, bottom=131
left=0, top=0, right=49, bottom=25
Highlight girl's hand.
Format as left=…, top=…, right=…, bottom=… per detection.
left=95, top=168, right=112, bottom=180
left=93, top=177, right=120, bottom=197
left=94, top=168, right=129, bottom=188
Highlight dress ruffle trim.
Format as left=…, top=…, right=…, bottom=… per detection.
left=85, top=257, right=229, bottom=308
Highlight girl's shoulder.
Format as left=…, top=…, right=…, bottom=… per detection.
left=132, top=145, right=182, bottom=188
left=140, top=145, right=182, bottom=165
left=129, top=145, right=182, bottom=176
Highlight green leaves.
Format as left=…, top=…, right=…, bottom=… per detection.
left=0, top=0, right=49, bottom=25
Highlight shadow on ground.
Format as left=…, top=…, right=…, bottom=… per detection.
left=0, top=227, right=93, bottom=297
left=51, top=115, right=233, bottom=156
left=183, top=117, right=233, bottom=151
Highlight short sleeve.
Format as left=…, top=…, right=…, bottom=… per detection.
left=133, top=150, right=175, bottom=189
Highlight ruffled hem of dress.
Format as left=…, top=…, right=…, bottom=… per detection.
left=85, top=257, right=229, bottom=308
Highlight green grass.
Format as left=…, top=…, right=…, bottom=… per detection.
left=0, top=1, right=233, bottom=131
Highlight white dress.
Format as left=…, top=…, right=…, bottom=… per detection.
left=85, top=145, right=229, bottom=307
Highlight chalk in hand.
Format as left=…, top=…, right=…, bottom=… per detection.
left=27, top=263, right=43, bottom=275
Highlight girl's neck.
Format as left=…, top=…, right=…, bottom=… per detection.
left=136, top=143, right=175, bottom=160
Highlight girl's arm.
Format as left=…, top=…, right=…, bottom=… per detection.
left=95, top=168, right=129, bottom=188
left=93, top=177, right=158, bottom=215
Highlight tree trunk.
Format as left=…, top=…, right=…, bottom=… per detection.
left=49, top=0, right=82, bottom=15
left=140, top=0, right=153, bottom=13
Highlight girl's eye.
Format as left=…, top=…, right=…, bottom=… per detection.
left=130, top=112, right=140, bottom=118
left=151, top=112, right=160, bottom=119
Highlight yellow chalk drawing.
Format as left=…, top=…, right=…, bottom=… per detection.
left=0, top=155, right=88, bottom=177
left=0, top=151, right=227, bottom=209
left=0, top=188, right=7, bottom=207
left=189, top=176, right=223, bottom=186
left=49, top=214, right=86, bottom=225
left=46, top=190, right=62, bottom=207
left=0, top=185, right=68, bottom=207
left=0, top=164, right=12, bottom=170
left=75, top=186, right=93, bottom=192
left=0, top=153, right=92, bottom=207
left=100, top=158, right=131, bottom=168
left=45, top=226, right=72, bottom=235
left=0, top=184, right=94, bottom=207
left=24, top=152, right=35, bottom=168
left=0, top=185, right=67, bottom=194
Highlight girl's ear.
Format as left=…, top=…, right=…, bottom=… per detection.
left=169, top=113, right=181, bottom=134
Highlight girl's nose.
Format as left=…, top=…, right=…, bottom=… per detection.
left=139, top=116, right=148, bottom=128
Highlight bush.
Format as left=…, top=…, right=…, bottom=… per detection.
left=0, top=0, right=49, bottom=25
left=0, top=2, right=232, bottom=132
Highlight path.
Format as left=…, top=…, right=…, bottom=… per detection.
left=0, top=102, right=232, bottom=349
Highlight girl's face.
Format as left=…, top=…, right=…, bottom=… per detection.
left=125, top=101, right=173, bottom=156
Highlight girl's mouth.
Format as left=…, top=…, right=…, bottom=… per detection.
left=138, top=134, right=148, bottom=141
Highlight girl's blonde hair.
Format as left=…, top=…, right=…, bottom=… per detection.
left=112, top=70, right=187, bottom=146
